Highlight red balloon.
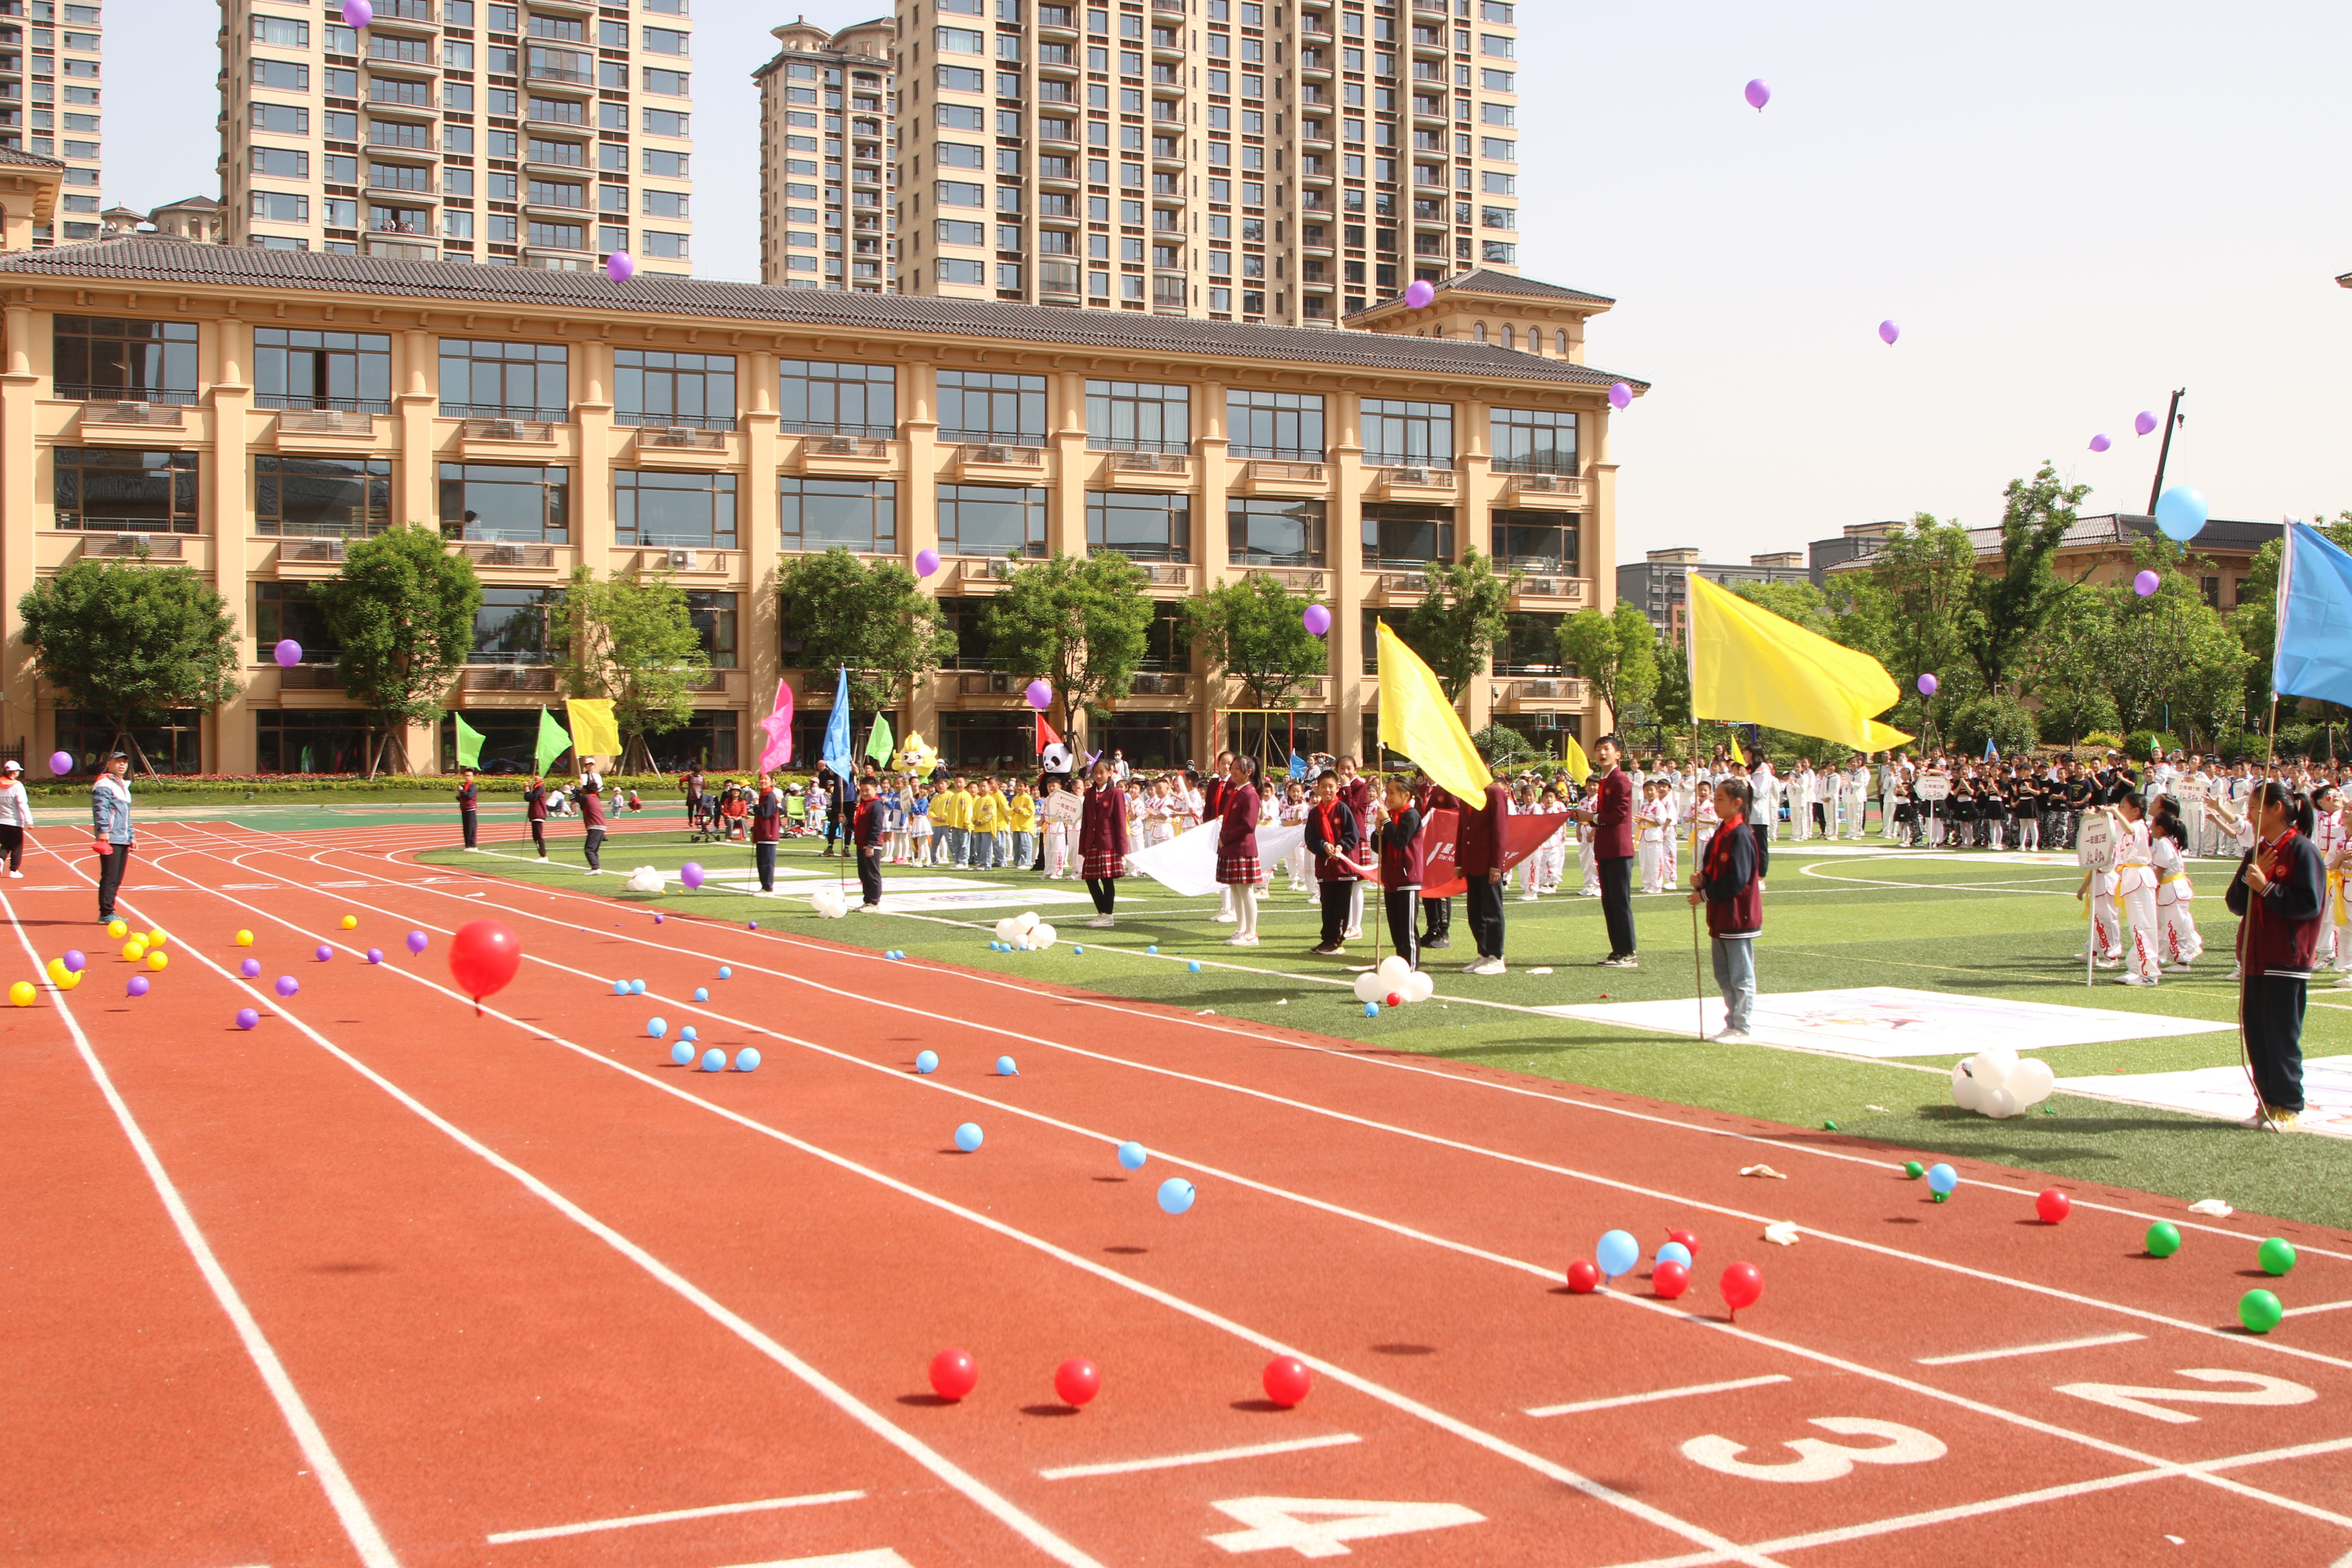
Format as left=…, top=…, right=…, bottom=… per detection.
left=928, top=1348, right=977, bottom=1400
left=1054, top=1357, right=1101, bottom=1406
left=2036, top=1188, right=2072, bottom=1224
left=1720, top=1262, right=1764, bottom=1317
left=1385, top=992, right=1403, bottom=1008
left=447, top=919, right=521, bottom=1013
left=1565, top=1259, right=1600, bottom=1293
left=1652, top=1260, right=1690, bottom=1298
left=1668, top=1228, right=1700, bottom=1259
left=1262, top=1355, right=1312, bottom=1407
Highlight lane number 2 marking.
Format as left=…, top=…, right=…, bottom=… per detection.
left=1681, top=1417, right=1947, bottom=1483
left=1207, top=1498, right=1485, bottom=1558
left=2054, top=1369, right=2317, bottom=1425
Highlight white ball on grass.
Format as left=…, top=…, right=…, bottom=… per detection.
left=1351, top=971, right=1386, bottom=1003
left=1972, top=1047, right=2020, bottom=1093
left=2009, top=1058, right=2056, bottom=1107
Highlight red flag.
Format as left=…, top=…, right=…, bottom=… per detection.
left=1036, top=712, right=1062, bottom=754
left=1416, top=810, right=1571, bottom=899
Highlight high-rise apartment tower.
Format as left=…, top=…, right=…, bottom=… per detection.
left=14, top=0, right=103, bottom=244
left=753, top=15, right=897, bottom=290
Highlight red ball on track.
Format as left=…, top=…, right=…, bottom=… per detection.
left=1668, top=1228, right=1700, bottom=1258
left=1054, top=1357, right=1101, bottom=1406
left=1565, top=1259, right=1600, bottom=1293
left=928, top=1348, right=978, bottom=1401
left=1262, top=1355, right=1312, bottom=1407
left=1720, top=1262, right=1764, bottom=1314
left=2036, top=1188, right=2072, bottom=1224
left=1652, top=1260, right=1690, bottom=1299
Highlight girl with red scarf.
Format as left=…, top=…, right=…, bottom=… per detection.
left=1305, top=769, right=1361, bottom=956
left=1217, top=754, right=1263, bottom=945
left=2225, top=782, right=2325, bottom=1129
left=1079, top=757, right=1130, bottom=929
left=1689, top=776, right=1764, bottom=1042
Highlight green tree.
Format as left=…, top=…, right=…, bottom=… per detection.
left=2231, top=512, right=2352, bottom=718
left=1732, top=578, right=1835, bottom=634
left=313, top=524, right=482, bottom=775
left=554, top=564, right=709, bottom=772
left=982, top=551, right=1154, bottom=743
left=1556, top=598, right=1658, bottom=730
left=1948, top=692, right=2040, bottom=758
left=776, top=548, right=955, bottom=712
left=1963, top=464, right=2088, bottom=694
left=1651, top=630, right=1692, bottom=729
left=1401, top=546, right=1518, bottom=701
left=1181, top=574, right=1329, bottom=709
left=2021, top=588, right=2120, bottom=746
left=18, top=555, right=242, bottom=774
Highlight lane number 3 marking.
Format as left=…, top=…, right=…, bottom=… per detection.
left=2054, top=1369, right=2317, bottom=1425
left=1682, top=1417, right=1947, bottom=1483
left=1207, top=1498, right=1485, bottom=1558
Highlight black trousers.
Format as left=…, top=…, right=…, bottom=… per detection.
left=1465, top=876, right=1505, bottom=959
left=1812, top=802, right=1828, bottom=833
left=583, top=827, right=606, bottom=871
left=756, top=840, right=778, bottom=892
left=1087, top=876, right=1118, bottom=914
left=857, top=846, right=884, bottom=906
left=2245, top=974, right=2308, bottom=1113
left=1386, top=887, right=1421, bottom=970
left=460, top=808, right=478, bottom=848
left=96, top=842, right=130, bottom=919
left=1421, top=894, right=1452, bottom=940
left=0, top=823, right=21, bottom=871
left=1599, top=854, right=1636, bottom=956
left=530, top=820, right=546, bottom=856
left=1319, top=880, right=1351, bottom=947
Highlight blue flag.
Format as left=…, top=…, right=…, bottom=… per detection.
left=1288, top=751, right=1308, bottom=781
left=1984, top=735, right=1998, bottom=760
left=2275, top=523, right=2352, bottom=709
left=820, top=666, right=854, bottom=779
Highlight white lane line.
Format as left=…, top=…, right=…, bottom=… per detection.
left=2286, top=1298, right=2352, bottom=1317
left=0, top=891, right=403, bottom=1568
left=487, top=1488, right=866, bottom=1545
left=1038, top=1433, right=1363, bottom=1481
left=1525, top=1375, right=1792, bottom=1418
left=1914, top=1332, right=2147, bottom=1366
left=717, top=1552, right=913, bottom=1568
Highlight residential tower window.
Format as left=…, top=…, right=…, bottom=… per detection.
left=1085, top=379, right=1190, bottom=454
left=1228, top=497, right=1325, bottom=566
left=615, top=470, right=737, bottom=549
left=53, top=315, right=199, bottom=404
left=934, top=596, right=1000, bottom=669
left=438, top=338, right=571, bottom=420
left=254, top=328, right=393, bottom=413
left=1226, top=389, right=1326, bottom=461
left=471, top=586, right=562, bottom=664
left=439, top=462, right=571, bottom=542
left=254, top=455, right=392, bottom=537
left=1494, top=611, right=1566, bottom=676
left=1086, top=491, right=1190, bottom=562
left=936, top=483, right=1047, bottom=557
left=1491, top=406, right=1577, bottom=475
left=56, top=708, right=203, bottom=775
left=254, top=582, right=339, bottom=663
left=686, top=591, right=738, bottom=668
left=777, top=359, right=896, bottom=438
left=616, top=348, right=737, bottom=429
left=257, top=711, right=370, bottom=775
left=777, top=477, right=897, bottom=553
left=649, top=710, right=739, bottom=771
left=52, top=448, right=199, bottom=533
left=1361, top=398, right=1454, bottom=468
left=1490, top=510, right=1577, bottom=573
left=937, top=369, right=1047, bottom=444
left=1362, top=503, right=1454, bottom=567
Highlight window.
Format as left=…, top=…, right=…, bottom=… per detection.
left=52, top=449, right=200, bottom=533
left=254, top=582, right=340, bottom=664
left=57, top=709, right=204, bottom=777
left=469, top=586, right=561, bottom=665
left=643, top=148, right=689, bottom=178
left=643, top=108, right=690, bottom=137
left=1481, top=33, right=1514, bottom=56
left=1490, top=511, right=1577, bottom=574
left=1227, top=389, right=1325, bottom=461
left=937, top=370, right=1047, bottom=444
left=776, top=476, right=897, bottom=552
left=936, top=483, right=1047, bottom=557
left=255, top=328, right=392, bottom=414
left=251, top=58, right=310, bottom=91
left=254, top=455, right=392, bottom=537
left=252, top=14, right=310, bottom=45
left=439, top=462, right=571, bottom=542
left=615, top=469, right=736, bottom=549
left=615, top=348, right=734, bottom=430
left=934, top=597, right=998, bottom=670
left=935, top=179, right=986, bottom=208
left=1362, top=504, right=1454, bottom=567
left=641, top=189, right=688, bottom=219
left=251, top=191, right=311, bottom=223
left=1228, top=498, right=1325, bottom=567
left=1491, top=407, right=1576, bottom=475
left=256, top=710, right=372, bottom=776
left=641, top=25, right=689, bottom=53
left=1483, top=240, right=1517, bottom=264
left=438, top=339, right=570, bottom=420
left=936, top=217, right=986, bottom=246
left=53, top=315, right=199, bottom=404
left=643, top=67, right=689, bottom=96
left=1086, top=491, right=1189, bottom=562
left=1494, top=612, right=1564, bottom=676
left=777, top=360, right=895, bottom=439
left=648, top=710, right=739, bottom=772
left=528, top=221, right=588, bottom=251
left=1085, top=379, right=1189, bottom=454
left=249, top=146, right=310, bottom=180
left=686, top=592, right=737, bottom=668
left=1361, top=398, right=1454, bottom=468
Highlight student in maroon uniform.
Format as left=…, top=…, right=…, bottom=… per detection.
left=852, top=776, right=885, bottom=910
left=455, top=766, right=480, bottom=850
left=523, top=771, right=549, bottom=860
left=1217, top=753, right=1264, bottom=945
left=1690, top=775, right=1764, bottom=1041
left=1575, top=733, right=1638, bottom=966
left=1305, top=768, right=1361, bottom=956
left=1079, top=756, right=1131, bottom=929
left=2226, top=782, right=2326, bottom=1130
left=1336, top=753, right=1373, bottom=939
left=751, top=769, right=784, bottom=893
left=576, top=756, right=609, bottom=873
left=1204, top=750, right=1234, bottom=922
left=1415, top=770, right=1458, bottom=950
left=1456, top=756, right=1513, bottom=975
left=1368, top=773, right=1425, bottom=970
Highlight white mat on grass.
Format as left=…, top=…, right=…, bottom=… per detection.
left=870, top=887, right=1101, bottom=913
left=1535, top=985, right=2234, bottom=1059
left=2054, top=1056, right=2352, bottom=1133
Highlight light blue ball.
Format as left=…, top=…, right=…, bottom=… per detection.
left=718, top=966, right=732, bottom=979
left=629, top=979, right=646, bottom=995
left=1597, top=1228, right=1640, bottom=1278
left=995, top=1055, right=1018, bottom=1076
left=1656, top=1241, right=1693, bottom=1269
left=1117, top=1140, right=1147, bottom=1170
left=694, top=986, right=709, bottom=1001
left=1158, top=1177, right=1196, bottom=1215
left=1364, top=1002, right=1379, bottom=1017
left=1927, top=1162, right=1960, bottom=1195
left=735, top=1047, right=761, bottom=1072
left=647, top=1017, right=668, bottom=1039
left=1148, top=945, right=1158, bottom=955
left=680, top=1026, right=697, bottom=1042
left=955, top=1121, right=984, bottom=1152
left=699, top=1047, right=725, bottom=1072
left=1188, top=960, right=1201, bottom=974
left=1073, top=946, right=1084, bottom=955
left=669, top=1041, right=693, bottom=1066
left=2154, top=484, right=2209, bottom=543
left=916, top=1050, right=939, bottom=1074
left=612, top=979, right=629, bottom=995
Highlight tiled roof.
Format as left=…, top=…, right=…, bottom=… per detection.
left=0, top=237, right=1648, bottom=391
left=1828, top=512, right=2281, bottom=569
left=0, top=146, right=65, bottom=171
left=1349, top=268, right=1617, bottom=317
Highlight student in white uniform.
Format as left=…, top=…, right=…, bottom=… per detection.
left=1636, top=781, right=1669, bottom=894
left=2073, top=803, right=2123, bottom=967
left=2111, top=793, right=2162, bottom=986
left=2314, top=783, right=2346, bottom=973
left=1750, top=762, right=1780, bottom=843
left=1789, top=761, right=1815, bottom=842
left=1844, top=761, right=1871, bottom=840
left=2150, top=795, right=2203, bottom=970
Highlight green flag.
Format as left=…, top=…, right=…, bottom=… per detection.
left=453, top=712, right=486, bottom=770
left=533, top=707, right=571, bottom=775
left=864, top=710, right=895, bottom=765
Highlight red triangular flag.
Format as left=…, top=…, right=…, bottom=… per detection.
left=1036, top=713, right=1062, bottom=753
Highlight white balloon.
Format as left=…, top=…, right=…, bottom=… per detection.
left=1352, top=971, right=1387, bottom=1003
left=993, top=917, right=1017, bottom=942
left=1984, top=1086, right=2020, bottom=1119
left=2009, top=1058, right=2055, bottom=1107
left=1972, top=1047, right=2019, bottom=1092
left=1950, top=1063, right=1984, bottom=1113
left=1376, top=955, right=1412, bottom=984
left=1017, top=911, right=1040, bottom=933
left=1033, top=924, right=1057, bottom=947
left=1404, top=971, right=1436, bottom=1003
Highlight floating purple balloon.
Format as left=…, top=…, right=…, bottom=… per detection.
left=62, top=949, right=85, bottom=974
left=1877, top=320, right=1900, bottom=346
left=47, top=750, right=71, bottom=778
left=127, top=975, right=150, bottom=997
left=406, top=930, right=429, bottom=955
left=236, top=1008, right=259, bottom=1030
left=605, top=250, right=635, bottom=284
left=366, top=947, right=384, bottom=964
left=1744, top=78, right=1770, bottom=111
left=1026, top=679, right=1052, bottom=711
left=341, top=0, right=371, bottom=26
left=2135, top=410, right=2159, bottom=437
left=2089, top=433, right=2111, bottom=453
left=914, top=547, right=941, bottom=577
left=274, top=638, right=302, bottom=668
left=1303, top=603, right=1332, bottom=637
left=681, top=861, right=705, bottom=890
left=239, top=957, right=261, bottom=978
left=1404, top=279, right=1435, bottom=309
left=1608, top=381, right=1632, bottom=411
left=2133, top=569, right=2161, bottom=597
left=1917, top=673, right=1939, bottom=697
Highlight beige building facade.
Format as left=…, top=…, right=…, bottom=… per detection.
left=892, top=0, right=1525, bottom=326
left=0, top=237, right=1632, bottom=777
left=752, top=15, right=898, bottom=291
left=215, top=0, right=696, bottom=274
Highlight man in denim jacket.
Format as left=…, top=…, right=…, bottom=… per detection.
left=91, top=750, right=133, bottom=923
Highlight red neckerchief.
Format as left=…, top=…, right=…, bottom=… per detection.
left=1314, top=799, right=1342, bottom=855
left=1705, top=812, right=1746, bottom=877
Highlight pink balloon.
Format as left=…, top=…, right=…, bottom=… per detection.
left=605, top=251, right=635, bottom=284
left=1877, top=319, right=1900, bottom=346
left=2133, top=570, right=2160, bottom=597
left=1303, top=603, right=1332, bottom=637
left=1026, top=679, right=1052, bottom=711
left=1917, top=673, right=1939, bottom=697
left=1608, top=381, right=1632, bottom=411
left=1744, top=78, right=1770, bottom=111
left=2088, top=434, right=2111, bottom=453
left=341, top=0, right=371, bottom=25
left=914, top=547, right=941, bottom=577
left=273, top=638, right=302, bottom=668
left=2135, top=410, right=2159, bottom=437
left=1404, top=279, right=1435, bottom=309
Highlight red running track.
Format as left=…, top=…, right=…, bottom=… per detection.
left=3, top=815, right=2351, bottom=1568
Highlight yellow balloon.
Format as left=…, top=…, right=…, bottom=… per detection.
left=46, top=958, right=67, bottom=981
left=105, top=920, right=127, bottom=940
left=8, top=981, right=34, bottom=1007
left=235, top=929, right=254, bottom=946
left=59, top=971, right=80, bottom=990
left=146, top=950, right=168, bottom=971
left=146, top=929, right=167, bottom=947
left=340, top=915, right=358, bottom=930
left=121, top=940, right=145, bottom=962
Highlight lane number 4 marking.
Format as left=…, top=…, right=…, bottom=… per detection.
left=1682, top=1417, right=1947, bottom=1483
left=1207, top=1498, right=1485, bottom=1558
left=2054, top=1369, right=2317, bottom=1425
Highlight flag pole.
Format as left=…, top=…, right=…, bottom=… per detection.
left=1691, top=716, right=1705, bottom=1040
left=2235, top=697, right=2282, bottom=1130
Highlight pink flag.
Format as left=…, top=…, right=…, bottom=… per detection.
left=756, top=680, right=795, bottom=772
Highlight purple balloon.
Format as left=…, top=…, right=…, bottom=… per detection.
left=1026, top=679, right=1052, bottom=711
left=236, top=1008, right=260, bottom=1030
left=47, top=750, right=71, bottom=778
left=1917, top=673, right=1939, bottom=697
left=62, top=949, right=85, bottom=974
left=914, top=547, right=941, bottom=577
left=1404, top=279, right=1435, bottom=309
left=366, top=947, right=384, bottom=964
left=341, top=0, right=371, bottom=25
left=406, top=930, right=428, bottom=955
left=127, top=975, right=150, bottom=997
left=1744, top=78, right=1770, bottom=111
left=315, top=944, right=333, bottom=963
left=681, top=861, right=705, bottom=890
left=2133, top=569, right=2161, bottom=597
left=274, top=639, right=302, bottom=668
left=275, top=975, right=300, bottom=998
left=1608, top=381, right=1632, bottom=411
left=2089, top=433, right=2111, bottom=453
left=239, top=957, right=261, bottom=978
left=1303, top=603, right=1332, bottom=637
left=605, top=250, right=635, bottom=284
left=2135, top=410, right=2159, bottom=437
left=1878, top=319, right=1900, bottom=346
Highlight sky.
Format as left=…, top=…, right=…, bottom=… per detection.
left=109, top=1, right=2352, bottom=568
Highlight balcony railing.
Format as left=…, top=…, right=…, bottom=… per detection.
left=459, top=416, right=559, bottom=441
left=276, top=408, right=378, bottom=435
left=80, top=399, right=187, bottom=426
left=457, top=542, right=558, bottom=568
left=1128, top=671, right=1190, bottom=696
left=281, top=537, right=350, bottom=563
left=86, top=531, right=189, bottom=557
left=956, top=442, right=1045, bottom=469
left=1240, top=564, right=1329, bottom=591
left=631, top=425, right=726, bottom=450
left=1102, top=450, right=1189, bottom=475
left=277, top=664, right=346, bottom=689
left=462, top=665, right=558, bottom=690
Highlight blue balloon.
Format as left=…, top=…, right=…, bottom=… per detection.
left=1927, top=1162, right=1960, bottom=1195
left=735, top=1047, right=761, bottom=1072
left=629, top=979, right=646, bottom=995
left=613, top=979, right=629, bottom=995
left=1597, top=1228, right=1640, bottom=1278
left=955, top=1121, right=984, bottom=1152
left=996, top=1055, right=1018, bottom=1075
left=1073, top=946, right=1084, bottom=955
left=670, top=1041, right=693, bottom=1065
left=680, top=1025, right=697, bottom=1042
left=1188, top=961, right=1201, bottom=974
left=2154, top=485, right=2208, bottom=543
left=718, top=966, right=732, bottom=979
left=694, top=986, right=709, bottom=1001
left=647, top=1017, right=668, bottom=1038
left=916, top=1050, right=939, bottom=1074
left=699, top=1048, right=726, bottom=1072
left=1364, top=1002, right=1380, bottom=1017
left=1147, top=945, right=1158, bottom=955
left=1158, top=1177, right=1197, bottom=1215
left=1656, top=1241, right=1693, bottom=1269
left=1117, top=1140, right=1148, bottom=1170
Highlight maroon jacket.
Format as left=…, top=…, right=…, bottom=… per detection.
left=1217, top=781, right=1259, bottom=858
left=1589, top=766, right=1634, bottom=860
left=1079, top=782, right=1129, bottom=861
left=1456, top=779, right=1512, bottom=878
left=751, top=785, right=782, bottom=843
left=1375, top=805, right=1425, bottom=890
left=1305, top=799, right=1360, bottom=883
left=2226, top=828, right=2327, bottom=977
left=1697, top=812, right=1763, bottom=938
left=1340, top=774, right=1372, bottom=824
left=1201, top=777, right=1226, bottom=825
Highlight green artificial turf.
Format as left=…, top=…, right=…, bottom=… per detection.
left=422, top=828, right=2352, bottom=1233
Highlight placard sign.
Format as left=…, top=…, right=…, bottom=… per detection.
left=2175, top=775, right=2208, bottom=801
left=1914, top=773, right=1951, bottom=802
left=2077, top=810, right=2119, bottom=873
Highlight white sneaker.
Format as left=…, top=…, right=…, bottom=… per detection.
left=464, top=847, right=481, bottom=853
left=2118, top=973, right=2156, bottom=986
left=536, top=855, right=548, bottom=862
left=1518, top=892, right=1538, bottom=902
left=1085, top=914, right=1114, bottom=929
left=5, top=870, right=18, bottom=879
left=1464, top=956, right=1506, bottom=976
left=1225, top=933, right=1259, bottom=946
left=1713, top=1028, right=1753, bottom=1042
left=2226, top=965, right=2243, bottom=981
left=1213, top=913, right=1239, bottom=924
left=1342, top=927, right=1363, bottom=941
left=2334, top=972, right=2352, bottom=989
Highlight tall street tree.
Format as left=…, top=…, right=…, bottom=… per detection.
left=314, top=524, right=482, bottom=775
left=1181, top=574, right=1330, bottom=710
left=1401, top=546, right=1516, bottom=701
left=777, top=548, right=956, bottom=712
left=1963, top=464, right=2088, bottom=694
left=983, top=551, right=1155, bottom=743
left=554, top=564, right=709, bottom=772
left=1556, top=597, right=1659, bottom=731
left=18, top=555, right=242, bottom=774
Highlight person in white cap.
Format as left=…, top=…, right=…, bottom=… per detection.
left=0, top=758, right=29, bottom=877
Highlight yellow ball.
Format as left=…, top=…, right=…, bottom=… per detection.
left=340, top=915, right=358, bottom=930
left=8, top=981, right=34, bottom=1007
left=105, top=919, right=127, bottom=940
left=235, top=929, right=254, bottom=947
left=146, top=950, right=168, bottom=971
left=146, top=929, right=167, bottom=947
left=58, top=971, right=80, bottom=991
left=45, top=958, right=66, bottom=981
left=121, top=940, right=145, bottom=963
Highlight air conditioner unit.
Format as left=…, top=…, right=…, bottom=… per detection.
left=487, top=419, right=522, bottom=439
left=667, top=549, right=698, bottom=569
left=976, top=444, right=1013, bottom=463
left=112, top=402, right=145, bottom=420
left=1525, top=577, right=1557, bottom=596
left=487, top=544, right=521, bottom=565
left=812, top=436, right=860, bottom=455
left=649, top=426, right=695, bottom=446
left=1390, top=466, right=1431, bottom=485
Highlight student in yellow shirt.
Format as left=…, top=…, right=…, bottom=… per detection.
left=936, top=778, right=968, bottom=867
left=1009, top=781, right=1038, bottom=872
left=969, top=777, right=1004, bottom=870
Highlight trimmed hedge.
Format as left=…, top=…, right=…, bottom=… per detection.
left=24, top=772, right=797, bottom=802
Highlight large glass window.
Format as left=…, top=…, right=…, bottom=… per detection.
left=686, top=591, right=737, bottom=668
left=439, top=462, right=571, bottom=542
left=1491, top=406, right=1577, bottom=475
left=937, top=710, right=1037, bottom=772
left=253, top=582, right=340, bottom=663
left=1085, top=378, right=1189, bottom=453
left=55, top=708, right=203, bottom=775
left=616, top=348, right=736, bottom=429
left=614, top=469, right=737, bottom=548
left=1086, top=490, right=1189, bottom=561
left=1362, top=503, right=1453, bottom=567
left=647, top=709, right=739, bottom=772
left=437, top=709, right=545, bottom=773
left=1094, top=713, right=1191, bottom=770
left=1138, top=600, right=1189, bottom=671
left=1494, top=611, right=1566, bottom=676
left=255, top=328, right=393, bottom=413
left=470, top=586, right=562, bottom=663
left=937, top=369, right=1047, bottom=444
left=52, top=448, right=199, bottom=532
left=1228, top=497, right=1324, bottom=567
left=935, top=596, right=999, bottom=669
left=937, top=483, right=1047, bottom=557
left=258, top=710, right=371, bottom=775
left=254, top=455, right=391, bottom=537
left=777, top=359, right=896, bottom=438
left=1490, top=509, right=1578, bottom=573
left=53, top=315, right=199, bottom=404
left=1361, top=397, right=1454, bottom=468
left=438, top=338, right=570, bottom=420
left=1226, top=389, right=1325, bottom=461
left=777, top=477, right=897, bottom=553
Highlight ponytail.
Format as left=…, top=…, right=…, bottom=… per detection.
left=2254, top=780, right=2316, bottom=838
left=2152, top=794, right=2188, bottom=849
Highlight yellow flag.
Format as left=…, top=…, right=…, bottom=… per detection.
left=1563, top=735, right=1591, bottom=784
left=564, top=697, right=622, bottom=762
left=1730, top=736, right=1746, bottom=767
left=1376, top=621, right=1492, bottom=803
left=1686, top=574, right=1911, bottom=752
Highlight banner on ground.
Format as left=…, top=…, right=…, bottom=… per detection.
left=1687, top=573, right=1911, bottom=752
left=564, top=698, right=622, bottom=762
left=1126, top=819, right=1308, bottom=900
left=1417, top=808, right=1572, bottom=900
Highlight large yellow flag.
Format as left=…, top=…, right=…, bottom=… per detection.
left=564, top=697, right=622, bottom=762
left=1563, top=734, right=1592, bottom=784
left=1687, top=574, right=1911, bottom=751
left=1376, top=620, right=1492, bottom=802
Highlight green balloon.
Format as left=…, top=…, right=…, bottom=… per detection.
left=2239, top=1289, right=2285, bottom=1335
left=1903, top=1161, right=1925, bottom=1179
left=2145, top=1222, right=2182, bottom=1258
left=2258, top=1237, right=2297, bottom=1276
